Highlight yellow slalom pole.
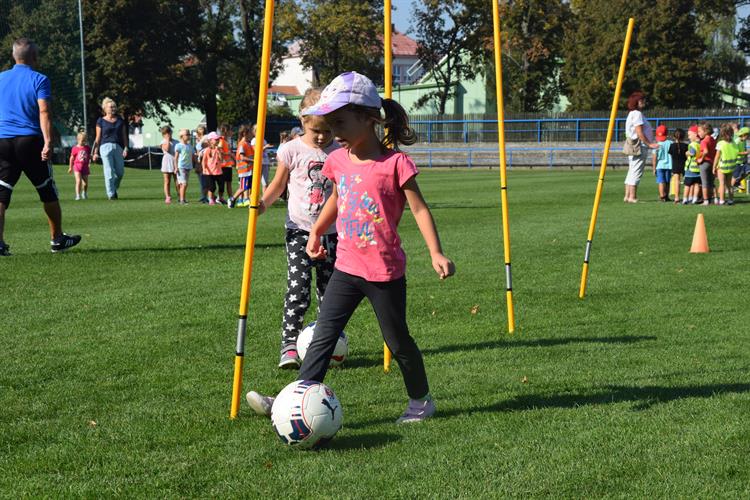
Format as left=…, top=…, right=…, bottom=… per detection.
left=491, top=0, right=515, bottom=334
left=579, top=18, right=635, bottom=299
left=383, top=0, right=393, bottom=372
left=230, top=0, right=275, bottom=419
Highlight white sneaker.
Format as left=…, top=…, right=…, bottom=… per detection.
left=246, top=391, right=274, bottom=417
left=396, top=397, right=436, bottom=424
left=75, top=195, right=80, bottom=201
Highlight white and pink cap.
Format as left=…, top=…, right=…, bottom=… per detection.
left=303, top=71, right=382, bottom=116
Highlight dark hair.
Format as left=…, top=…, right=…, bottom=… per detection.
left=627, top=91, right=645, bottom=111
left=160, top=126, right=172, bottom=135
left=237, top=124, right=251, bottom=140
left=699, top=121, right=713, bottom=135
left=673, top=128, right=685, bottom=142
left=719, top=123, right=734, bottom=142
left=346, top=100, right=417, bottom=149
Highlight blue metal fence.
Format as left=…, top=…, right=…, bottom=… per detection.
left=409, top=115, right=750, bottom=144
left=269, top=115, right=750, bottom=144
left=404, top=146, right=625, bottom=169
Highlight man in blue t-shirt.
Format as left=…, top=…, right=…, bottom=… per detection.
left=0, top=38, right=80, bottom=255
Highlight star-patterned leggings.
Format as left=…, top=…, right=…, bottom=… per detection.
left=281, top=228, right=338, bottom=351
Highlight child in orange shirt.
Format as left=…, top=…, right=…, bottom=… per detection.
left=228, top=124, right=254, bottom=208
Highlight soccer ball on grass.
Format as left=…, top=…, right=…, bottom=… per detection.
left=271, top=379, right=343, bottom=449
left=297, top=322, right=348, bottom=367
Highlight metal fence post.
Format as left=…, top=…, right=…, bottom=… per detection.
left=537, top=120, right=542, bottom=143
left=468, top=150, right=473, bottom=168
left=463, top=121, right=468, bottom=143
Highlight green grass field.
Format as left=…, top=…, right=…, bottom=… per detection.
left=2, top=165, right=749, bottom=498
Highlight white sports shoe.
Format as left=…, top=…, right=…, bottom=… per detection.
left=246, top=391, right=275, bottom=417
left=396, top=397, right=436, bottom=424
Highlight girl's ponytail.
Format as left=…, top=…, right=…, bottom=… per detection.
left=381, top=98, right=417, bottom=148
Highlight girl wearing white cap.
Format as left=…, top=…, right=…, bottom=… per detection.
left=247, top=72, right=455, bottom=424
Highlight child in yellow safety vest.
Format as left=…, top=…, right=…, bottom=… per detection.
left=732, top=126, right=749, bottom=193
left=218, top=124, right=235, bottom=204
left=682, top=125, right=702, bottom=204
left=228, top=125, right=254, bottom=209
left=713, top=123, right=739, bottom=205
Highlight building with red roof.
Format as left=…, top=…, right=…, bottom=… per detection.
left=271, top=31, right=423, bottom=99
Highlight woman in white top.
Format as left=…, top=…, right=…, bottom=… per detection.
left=624, top=91, right=658, bottom=203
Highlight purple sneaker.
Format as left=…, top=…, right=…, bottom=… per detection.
left=396, top=397, right=436, bottom=424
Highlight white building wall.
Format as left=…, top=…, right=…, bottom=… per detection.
left=272, top=56, right=314, bottom=95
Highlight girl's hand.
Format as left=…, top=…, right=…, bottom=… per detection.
left=122, top=148, right=128, bottom=159
left=92, top=152, right=99, bottom=162
left=67, top=168, right=72, bottom=174
left=306, top=235, right=327, bottom=260
left=258, top=199, right=267, bottom=215
left=431, top=253, right=455, bottom=280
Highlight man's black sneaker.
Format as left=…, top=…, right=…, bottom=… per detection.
left=0, top=242, right=10, bottom=256
left=50, top=233, right=81, bottom=253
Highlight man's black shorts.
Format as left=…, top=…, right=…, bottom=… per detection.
left=0, top=135, right=58, bottom=207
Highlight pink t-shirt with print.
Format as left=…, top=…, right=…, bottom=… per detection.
left=321, top=148, right=418, bottom=282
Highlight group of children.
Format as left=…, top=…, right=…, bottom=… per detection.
left=651, top=121, right=749, bottom=205
left=158, top=123, right=273, bottom=207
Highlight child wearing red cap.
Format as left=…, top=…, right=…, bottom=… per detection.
left=652, top=124, right=673, bottom=201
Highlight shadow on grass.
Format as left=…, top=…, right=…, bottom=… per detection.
left=81, top=242, right=284, bottom=253
left=323, top=431, right=401, bottom=451
left=421, top=335, right=657, bottom=355
left=348, top=383, right=750, bottom=428
left=441, top=382, right=750, bottom=418
left=339, top=356, right=382, bottom=369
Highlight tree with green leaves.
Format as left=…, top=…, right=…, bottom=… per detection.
left=83, top=0, right=202, bottom=125
left=561, top=0, right=745, bottom=110
left=286, top=0, right=383, bottom=88
left=410, top=0, right=481, bottom=114
left=215, top=0, right=294, bottom=127
left=476, top=0, right=571, bottom=112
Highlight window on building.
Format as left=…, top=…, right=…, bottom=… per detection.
left=393, top=65, right=402, bottom=84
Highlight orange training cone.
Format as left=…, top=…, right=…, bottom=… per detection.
left=690, top=213, right=709, bottom=253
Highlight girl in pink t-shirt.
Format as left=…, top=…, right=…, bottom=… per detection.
left=68, top=131, right=91, bottom=200
left=259, top=88, right=340, bottom=369
left=246, top=72, right=455, bottom=424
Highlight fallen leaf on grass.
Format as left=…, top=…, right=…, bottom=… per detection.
left=264, top=461, right=273, bottom=469
left=521, top=376, right=528, bottom=384
left=470, top=305, right=479, bottom=315
left=87, top=420, right=97, bottom=428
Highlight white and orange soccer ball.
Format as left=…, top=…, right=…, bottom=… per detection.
left=271, top=380, right=343, bottom=449
left=297, top=322, right=348, bottom=367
